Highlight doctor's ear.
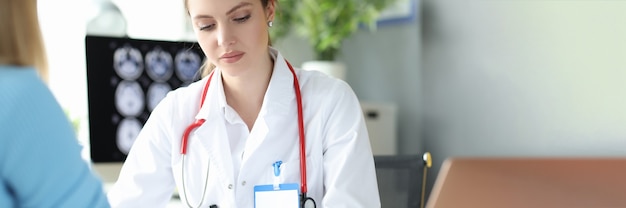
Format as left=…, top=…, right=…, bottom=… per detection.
left=265, top=0, right=276, bottom=23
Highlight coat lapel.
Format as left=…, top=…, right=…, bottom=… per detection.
left=191, top=69, right=235, bottom=185
left=241, top=49, right=296, bottom=164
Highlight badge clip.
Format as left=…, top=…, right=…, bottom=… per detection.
left=272, top=161, right=282, bottom=190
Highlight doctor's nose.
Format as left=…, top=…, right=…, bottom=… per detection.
left=216, top=26, right=236, bottom=47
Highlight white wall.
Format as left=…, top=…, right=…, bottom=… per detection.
left=112, top=0, right=195, bottom=41
left=421, top=0, right=626, bottom=196
left=39, top=0, right=92, bottom=160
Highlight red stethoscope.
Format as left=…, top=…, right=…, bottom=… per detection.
left=179, top=60, right=316, bottom=208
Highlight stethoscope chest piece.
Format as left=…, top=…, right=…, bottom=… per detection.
left=302, top=197, right=316, bottom=208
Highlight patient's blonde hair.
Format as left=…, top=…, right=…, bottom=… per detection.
left=0, top=0, right=49, bottom=81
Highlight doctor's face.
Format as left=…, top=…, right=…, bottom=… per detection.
left=186, top=0, right=274, bottom=76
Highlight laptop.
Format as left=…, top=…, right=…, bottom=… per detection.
left=426, top=157, right=626, bottom=208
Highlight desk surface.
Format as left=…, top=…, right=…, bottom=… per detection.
left=427, top=158, right=626, bottom=208
left=94, top=163, right=183, bottom=207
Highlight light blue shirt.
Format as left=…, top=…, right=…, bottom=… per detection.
left=0, top=65, right=109, bottom=207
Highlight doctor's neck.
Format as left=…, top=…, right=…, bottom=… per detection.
left=222, top=53, right=274, bottom=130
left=221, top=51, right=274, bottom=97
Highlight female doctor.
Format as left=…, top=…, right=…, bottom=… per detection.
left=107, top=0, right=380, bottom=207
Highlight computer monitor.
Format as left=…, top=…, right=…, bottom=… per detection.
left=426, top=157, right=626, bottom=208
left=84, top=35, right=204, bottom=186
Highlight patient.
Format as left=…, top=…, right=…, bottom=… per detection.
left=0, top=0, right=110, bottom=207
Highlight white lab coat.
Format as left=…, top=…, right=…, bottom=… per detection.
left=107, top=48, right=380, bottom=208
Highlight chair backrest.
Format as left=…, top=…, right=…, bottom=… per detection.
left=375, top=153, right=432, bottom=208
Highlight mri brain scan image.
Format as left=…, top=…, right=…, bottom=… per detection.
left=175, top=49, right=202, bottom=82
left=145, top=47, right=174, bottom=82
left=114, top=80, right=145, bottom=117
left=113, top=45, right=144, bottom=80
left=147, top=82, right=172, bottom=111
left=116, top=117, right=142, bottom=155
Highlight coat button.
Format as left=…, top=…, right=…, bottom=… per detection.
left=228, top=184, right=233, bottom=189
left=241, top=181, right=246, bottom=186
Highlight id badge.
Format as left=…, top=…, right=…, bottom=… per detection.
left=254, top=161, right=300, bottom=208
left=254, top=183, right=300, bottom=208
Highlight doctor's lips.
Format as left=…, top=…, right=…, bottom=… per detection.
left=220, top=51, right=245, bottom=63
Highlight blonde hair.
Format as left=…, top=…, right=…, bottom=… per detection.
left=0, top=0, right=49, bottom=81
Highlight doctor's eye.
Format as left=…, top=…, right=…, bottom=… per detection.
left=233, top=14, right=251, bottom=23
left=199, top=24, right=215, bottom=31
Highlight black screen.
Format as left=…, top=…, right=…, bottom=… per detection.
left=85, top=35, right=205, bottom=162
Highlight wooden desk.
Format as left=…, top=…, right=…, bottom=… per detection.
left=427, top=158, right=626, bottom=208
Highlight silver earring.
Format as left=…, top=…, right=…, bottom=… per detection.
left=268, top=21, right=273, bottom=27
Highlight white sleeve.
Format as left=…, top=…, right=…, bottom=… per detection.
left=322, top=81, right=381, bottom=207
left=107, top=94, right=176, bottom=208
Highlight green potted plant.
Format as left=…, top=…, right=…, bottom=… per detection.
left=271, top=0, right=397, bottom=79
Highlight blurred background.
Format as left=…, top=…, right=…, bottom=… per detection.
left=38, top=0, right=626, bottom=203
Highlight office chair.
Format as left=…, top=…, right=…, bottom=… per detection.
left=374, top=152, right=433, bottom=208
